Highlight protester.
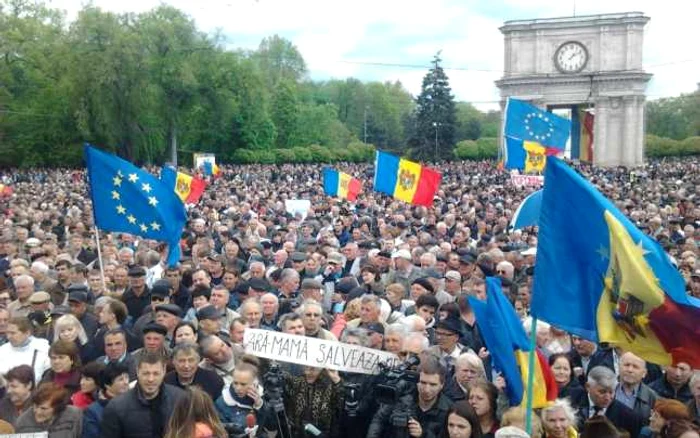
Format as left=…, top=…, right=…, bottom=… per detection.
left=1, top=157, right=700, bottom=438
left=164, top=387, right=228, bottom=438
left=0, top=365, right=34, bottom=425
left=14, top=382, right=82, bottom=438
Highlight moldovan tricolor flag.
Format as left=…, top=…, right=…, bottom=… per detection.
left=161, top=166, right=207, bottom=205
left=531, top=157, right=700, bottom=367
left=373, top=151, right=441, bottom=207
left=323, top=168, right=362, bottom=201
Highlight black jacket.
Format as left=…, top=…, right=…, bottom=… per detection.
left=443, top=376, right=468, bottom=402
left=569, top=348, right=615, bottom=385
left=164, top=367, right=224, bottom=402
left=649, top=376, right=693, bottom=404
left=367, top=393, right=453, bottom=438
left=615, top=382, right=657, bottom=425
left=573, top=394, right=643, bottom=438
left=101, top=383, right=184, bottom=438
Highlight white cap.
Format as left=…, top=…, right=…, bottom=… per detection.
left=521, top=247, right=537, bottom=256
left=391, top=249, right=412, bottom=260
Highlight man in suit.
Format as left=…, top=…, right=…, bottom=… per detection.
left=569, top=336, right=616, bottom=384
left=573, top=366, right=644, bottom=438
left=614, top=352, right=658, bottom=425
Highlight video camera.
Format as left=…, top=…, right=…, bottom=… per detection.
left=374, top=355, right=420, bottom=428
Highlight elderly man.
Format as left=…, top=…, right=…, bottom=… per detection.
left=8, top=274, right=35, bottom=317
left=346, top=294, right=383, bottom=330
left=122, top=266, right=151, bottom=320
left=200, top=335, right=239, bottom=385
left=384, top=249, right=423, bottom=292
left=164, top=342, right=224, bottom=401
left=573, top=366, right=643, bottom=437
left=279, top=312, right=305, bottom=336
left=614, top=352, right=657, bottom=424
left=299, top=299, right=336, bottom=341
left=239, top=299, right=263, bottom=329
left=210, top=284, right=240, bottom=330
left=260, top=293, right=279, bottom=330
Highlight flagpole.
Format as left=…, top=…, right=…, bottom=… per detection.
left=93, top=226, right=108, bottom=292
left=525, top=316, right=538, bottom=435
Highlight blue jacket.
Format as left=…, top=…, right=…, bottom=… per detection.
left=82, top=398, right=108, bottom=438
left=214, top=384, right=274, bottom=437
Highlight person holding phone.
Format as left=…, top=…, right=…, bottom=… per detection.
left=214, top=359, right=274, bottom=436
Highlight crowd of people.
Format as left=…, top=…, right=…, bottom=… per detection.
left=0, top=157, right=697, bottom=438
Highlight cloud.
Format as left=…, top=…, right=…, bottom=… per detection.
left=49, top=0, right=698, bottom=110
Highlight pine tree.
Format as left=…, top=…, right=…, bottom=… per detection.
left=410, top=52, right=457, bottom=161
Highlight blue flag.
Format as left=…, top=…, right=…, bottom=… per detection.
left=531, top=157, right=700, bottom=367
left=469, top=278, right=531, bottom=406
left=510, top=190, right=543, bottom=230
left=504, top=98, right=570, bottom=150
left=84, top=145, right=186, bottom=266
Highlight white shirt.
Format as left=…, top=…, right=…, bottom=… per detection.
left=0, top=337, right=50, bottom=384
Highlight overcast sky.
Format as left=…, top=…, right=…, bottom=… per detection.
left=49, top=0, right=698, bottom=110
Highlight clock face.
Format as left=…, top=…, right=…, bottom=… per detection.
left=554, top=41, right=588, bottom=73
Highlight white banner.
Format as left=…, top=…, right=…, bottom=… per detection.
left=243, top=329, right=401, bottom=375
left=511, top=174, right=544, bottom=187
left=284, top=199, right=311, bottom=221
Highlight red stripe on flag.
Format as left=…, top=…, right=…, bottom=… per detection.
left=649, top=297, right=700, bottom=367
left=185, top=177, right=207, bottom=204
left=347, top=178, right=362, bottom=201
left=412, top=167, right=441, bottom=207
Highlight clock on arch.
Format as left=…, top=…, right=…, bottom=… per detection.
left=554, top=41, right=589, bottom=73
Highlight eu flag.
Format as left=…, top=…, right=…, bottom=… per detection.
left=504, top=98, right=570, bottom=150
left=531, top=157, right=700, bottom=367
left=85, top=145, right=187, bottom=266
left=469, top=278, right=556, bottom=407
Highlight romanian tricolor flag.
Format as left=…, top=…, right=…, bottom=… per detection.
left=532, top=157, right=700, bottom=367
left=373, top=151, right=441, bottom=207
left=202, top=161, right=221, bottom=178
left=323, top=168, right=362, bottom=201
left=469, top=278, right=557, bottom=407
left=161, top=166, right=207, bottom=205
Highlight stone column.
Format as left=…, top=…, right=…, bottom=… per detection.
left=623, top=96, right=637, bottom=166
left=594, top=97, right=608, bottom=166
left=636, top=97, right=646, bottom=165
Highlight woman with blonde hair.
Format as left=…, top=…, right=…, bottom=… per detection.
left=541, top=399, right=578, bottom=438
left=164, top=387, right=227, bottom=438
left=52, top=314, right=94, bottom=363
left=500, top=406, right=543, bottom=438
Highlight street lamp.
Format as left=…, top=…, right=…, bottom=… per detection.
left=432, top=122, right=440, bottom=162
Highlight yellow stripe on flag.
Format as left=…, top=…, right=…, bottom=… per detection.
left=515, top=350, right=549, bottom=409
left=393, top=159, right=421, bottom=203
left=524, top=141, right=546, bottom=173
left=174, top=172, right=193, bottom=202
left=597, top=211, right=672, bottom=365
left=338, top=172, right=351, bottom=199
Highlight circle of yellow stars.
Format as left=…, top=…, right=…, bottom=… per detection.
left=111, top=170, right=162, bottom=234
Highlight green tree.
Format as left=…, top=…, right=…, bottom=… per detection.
left=271, top=79, right=300, bottom=148
left=454, top=102, right=482, bottom=141
left=254, top=35, right=306, bottom=88
left=410, top=53, right=457, bottom=161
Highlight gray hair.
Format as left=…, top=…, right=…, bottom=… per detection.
left=94, top=296, right=114, bottom=309
left=279, top=268, right=299, bottom=283
left=455, top=351, right=486, bottom=378
left=30, top=261, right=49, bottom=275
left=360, top=294, right=381, bottom=307
left=171, top=342, right=200, bottom=360
left=385, top=323, right=407, bottom=338
left=587, top=366, right=617, bottom=390
left=118, top=247, right=134, bottom=257
left=260, top=293, right=279, bottom=305
left=541, top=398, right=577, bottom=426
left=239, top=298, right=261, bottom=314
left=404, top=332, right=430, bottom=351
left=249, top=261, right=265, bottom=271
left=297, top=299, right=323, bottom=315
left=14, top=274, right=34, bottom=287
left=341, top=328, right=370, bottom=347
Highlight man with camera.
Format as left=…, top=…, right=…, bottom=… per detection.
left=367, top=354, right=453, bottom=438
